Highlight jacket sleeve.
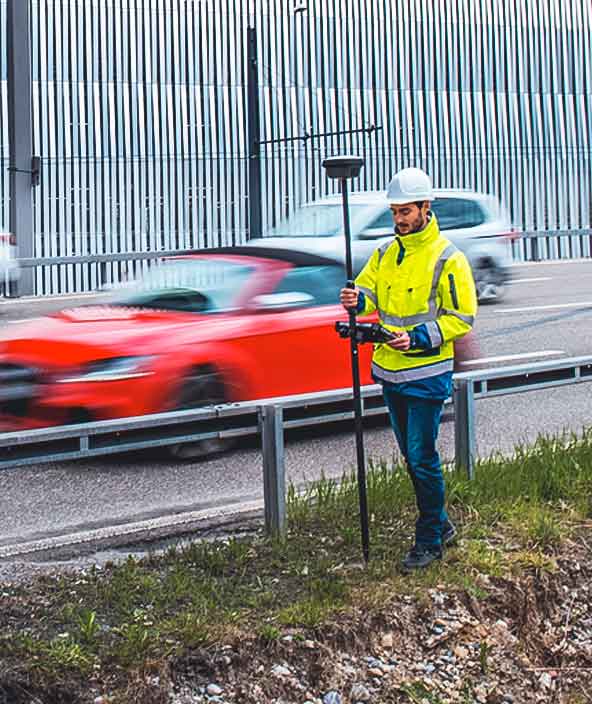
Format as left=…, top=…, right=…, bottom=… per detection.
left=353, top=248, right=380, bottom=316
left=431, top=250, right=477, bottom=345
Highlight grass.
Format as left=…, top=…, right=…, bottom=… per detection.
left=400, top=681, right=446, bottom=703
left=1, top=428, right=592, bottom=701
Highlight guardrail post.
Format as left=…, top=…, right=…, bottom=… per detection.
left=260, top=404, right=286, bottom=537
left=453, top=377, right=476, bottom=480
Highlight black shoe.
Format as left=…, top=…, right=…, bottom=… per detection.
left=442, top=520, right=458, bottom=547
left=401, top=545, right=442, bottom=571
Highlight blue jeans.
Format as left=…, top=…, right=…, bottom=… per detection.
left=383, top=387, right=448, bottom=549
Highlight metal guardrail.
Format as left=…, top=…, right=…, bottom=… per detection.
left=11, top=229, right=592, bottom=270
left=2, top=355, right=592, bottom=535
left=17, top=250, right=190, bottom=267
left=517, top=229, right=592, bottom=263
left=0, top=383, right=388, bottom=469
left=0, top=229, right=587, bottom=299
left=453, top=355, right=592, bottom=478
left=520, top=229, right=591, bottom=239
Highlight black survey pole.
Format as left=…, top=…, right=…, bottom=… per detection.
left=322, top=155, right=369, bottom=562
left=246, top=26, right=262, bottom=240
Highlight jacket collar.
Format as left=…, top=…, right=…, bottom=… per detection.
left=395, top=212, right=439, bottom=251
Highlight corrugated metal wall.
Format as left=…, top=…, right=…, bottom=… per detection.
left=1, top=0, right=591, bottom=294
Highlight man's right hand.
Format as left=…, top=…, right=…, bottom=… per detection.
left=340, top=287, right=359, bottom=310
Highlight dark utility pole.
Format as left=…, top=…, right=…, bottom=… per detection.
left=246, top=26, right=262, bottom=240
left=7, top=0, right=35, bottom=296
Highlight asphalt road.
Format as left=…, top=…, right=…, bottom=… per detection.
left=1, top=259, right=591, bottom=556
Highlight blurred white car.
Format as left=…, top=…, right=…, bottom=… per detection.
left=0, top=231, right=19, bottom=294
left=251, top=190, right=518, bottom=302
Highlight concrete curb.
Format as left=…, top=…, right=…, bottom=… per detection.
left=0, top=499, right=265, bottom=561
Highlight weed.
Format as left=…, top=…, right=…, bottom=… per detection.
left=17, top=634, right=96, bottom=675
left=340, top=523, right=359, bottom=547
left=479, top=640, right=490, bottom=674
left=287, top=482, right=314, bottom=524
left=257, top=623, right=282, bottom=644
left=308, top=574, right=347, bottom=602
left=164, top=612, right=212, bottom=649
left=277, top=597, right=339, bottom=628
left=77, top=609, right=100, bottom=643
left=49, top=637, right=94, bottom=671
left=182, top=541, right=232, bottom=575
left=458, top=680, right=477, bottom=703
left=462, top=539, right=505, bottom=576
left=508, top=502, right=566, bottom=549
left=110, top=622, right=160, bottom=667
left=574, top=479, right=592, bottom=518
left=510, top=549, right=558, bottom=572
left=440, top=566, right=490, bottom=599
left=400, top=681, right=445, bottom=703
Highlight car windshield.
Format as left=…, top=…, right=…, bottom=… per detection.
left=269, top=204, right=369, bottom=237
left=108, top=258, right=254, bottom=313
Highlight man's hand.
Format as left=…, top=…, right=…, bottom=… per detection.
left=387, top=331, right=411, bottom=351
left=340, top=287, right=359, bottom=310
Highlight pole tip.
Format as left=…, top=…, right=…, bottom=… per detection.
left=322, top=155, right=364, bottom=180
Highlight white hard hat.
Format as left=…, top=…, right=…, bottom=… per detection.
left=386, top=167, right=434, bottom=205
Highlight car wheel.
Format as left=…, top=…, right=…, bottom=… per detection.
left=473, top=259, right=506, bottom=303
left=168, top=366, right=232, bottom=460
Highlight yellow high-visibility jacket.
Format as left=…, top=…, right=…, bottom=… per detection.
left=355, top=214, right=477, bottom=385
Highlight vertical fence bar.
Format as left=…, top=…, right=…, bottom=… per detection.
left=531, top=235, right=540, bottom=262
left=260, top=404, right=286, bottom=537
left=7, top=0, right=35, bottom=296
left=246, top=25, right=262, bottom=240
left=453, top=377, right=476, bottom=480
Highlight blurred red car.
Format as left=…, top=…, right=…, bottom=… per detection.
left=0, top=248, right=376, bottom=456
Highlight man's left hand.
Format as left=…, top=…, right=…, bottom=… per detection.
left=387, top=331, right=411, bottom=351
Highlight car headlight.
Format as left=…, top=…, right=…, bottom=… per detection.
left=56, top=356, right=156, bottom=383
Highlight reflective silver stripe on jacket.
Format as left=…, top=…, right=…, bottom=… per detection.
left=378, top=242, right=459, bottom=328
left=376, top=240, right=392, bottom=264
left=439, top=308, right=475, bottom=325
left=425, top=320, right=443, bottom=348
left=372, top=358, right=454, bottom=384
left=379, top=310, right=435, bottom=326
left=358, top=285, right=377, bottom=306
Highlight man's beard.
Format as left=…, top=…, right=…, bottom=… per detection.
left=397, top=212, right=426, bottom=235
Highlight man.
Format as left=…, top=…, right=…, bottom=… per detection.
left=340, top=167, right=477, bottom=571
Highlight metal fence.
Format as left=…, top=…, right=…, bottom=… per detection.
left=2, top=355, right=592, bottom=535
left=1, top=1, right=591, bottom=295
